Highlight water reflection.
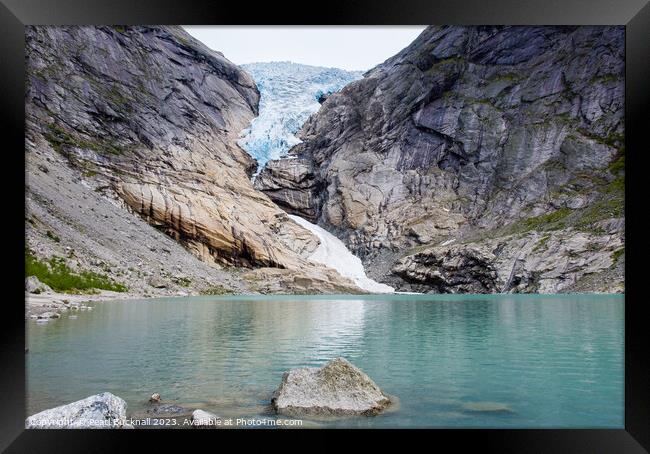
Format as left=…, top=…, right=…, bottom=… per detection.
left=27, top=294, right=623, bottom=428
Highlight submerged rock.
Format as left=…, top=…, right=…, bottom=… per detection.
left=271, top=357, right=391, bottom=417
left=37, top=311, right=60, bottom=319
left=25, top=392, right=127, bottom=428
left=146, top=403, right=193, bottom=417
left=462, top=401, right=513, bottom=413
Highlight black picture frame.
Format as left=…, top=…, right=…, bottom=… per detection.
left=1, top=0, right=648, bottom=451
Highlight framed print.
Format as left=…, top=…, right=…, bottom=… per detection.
left=1, top=0, right=648, bottom=451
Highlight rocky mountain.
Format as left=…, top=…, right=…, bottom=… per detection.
left=237, top=62, right=362, bottom=172
left=256, top=26, right=625, bottom=293
left=25, top=26, right=361, bottom=295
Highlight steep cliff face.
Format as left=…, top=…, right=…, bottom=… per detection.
left=257, top=26, right=625, bottom=293
left=25, top=26, right=361, bottom=294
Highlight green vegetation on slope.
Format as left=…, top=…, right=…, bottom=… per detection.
left=611, top=247, right=625, bottom=265
left=44, top=123, right=123, bottom=156
left=511, top=207, right=573, bottom=234
left=25, top=249, right=127, bottom=293
left=510, top=147, right=624, bottom=235
left=46, top=230, right=60, bottom=243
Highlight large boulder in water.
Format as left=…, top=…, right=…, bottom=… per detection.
left=25, top=392, right=127, bottom=428
left=271, top=357, right=391, bottom=416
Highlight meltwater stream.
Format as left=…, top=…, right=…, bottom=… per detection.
left=288, top=215, right=394, bottom=293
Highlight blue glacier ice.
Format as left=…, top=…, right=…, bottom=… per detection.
left=238, top=61, right=363, bottom=174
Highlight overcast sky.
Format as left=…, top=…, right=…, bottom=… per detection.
left=182, top=26, right=426, bottom=71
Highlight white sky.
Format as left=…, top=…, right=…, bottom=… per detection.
left=182, top=26, right=426, bottom=71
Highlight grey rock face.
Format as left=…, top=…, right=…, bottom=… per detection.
left=25, top=25, right=360, bottom=294
left=271, top=357, right=391, bottom=417
left=26, top=26, right=308, bottom=270
left=255, top=157, right=320, bottom=221
left=393, top=245, right=499, bottom=293
left=392, top=228, right=624, bottom=293
left=25, top=392, right=127, bottom=428
left=258, top=26, right=625, bottom=293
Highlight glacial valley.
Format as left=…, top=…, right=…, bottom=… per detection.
left=25, top=25, right=624, bottom=298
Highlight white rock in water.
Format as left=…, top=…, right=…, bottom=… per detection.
left=191, top=409, right=220, bottom=427
left=25, top=392, right=127, bottom=429
left=271, top=357, right=391, bottom=417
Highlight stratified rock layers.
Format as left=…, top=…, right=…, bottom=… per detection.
left=25, top=26, right=364, bottom=294
left=257, top=26, right=625, bottom=293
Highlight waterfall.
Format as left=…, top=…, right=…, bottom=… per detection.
left=288, top=215, right=395, bottom=294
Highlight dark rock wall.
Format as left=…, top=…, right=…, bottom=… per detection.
left=257, top=26, right=625, bottom=293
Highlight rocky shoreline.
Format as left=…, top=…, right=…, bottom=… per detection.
left=26, top=358, right=392, bottom=428
left=26, top=290, right=145, bottom=320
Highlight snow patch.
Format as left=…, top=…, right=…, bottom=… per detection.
left=289, top=214, right=394, bottom=294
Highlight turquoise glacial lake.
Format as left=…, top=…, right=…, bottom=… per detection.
left=26, top=294, right=624, bottom=428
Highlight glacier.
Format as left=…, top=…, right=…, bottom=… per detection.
left=288, top=215, right=395, bottom=294
left=239, top=61, right=392, bottom=293
left=238, top=61, right=362, bottom=174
